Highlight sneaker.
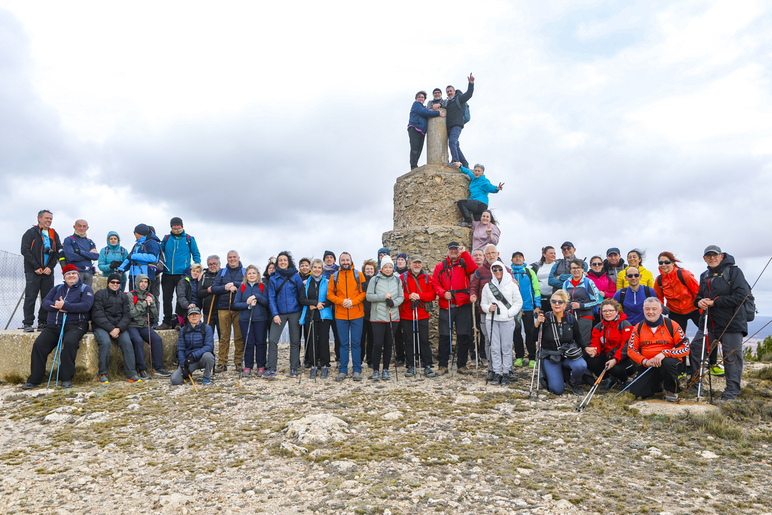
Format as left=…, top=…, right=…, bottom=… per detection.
left=202, top=377, right=212, bottom=386
left=424, top=367, right=435, bottom=378
left=321, top=366, right=330, bottom=379
left=98, top=374, right=109, bottom=384
left=262, top=369, right=278, bottom=379
left=335, top=372, right=347, bottom=382
left=352, top=372, right=362, bottom=382
left=395, top=360, right=405, bottom=367
left=153, top=368, right=172, bottom=378
left=256, top=367, right=265, bottom=377
left=501, top=374, right=512, bottom=386
left=523, top=358, right=530, bottom=367
left=710, top=365, right=725, bottom=377
left=457, top=222, right=472, bottom=228
left=490, top=374, right=502, bottom=385
left=61, top=380, right=73, bottom=389
left=405, top=367, right=415, bottom=377
left=242, top=368, right=252, bottom=378
left=529, top=360, right=536, bottom=368
left=505, top=372, right=519, bottom=382
left=514, top=358, right=523, bottom=367
left=128, top=376, right=142, bottom=383
left=22, top=324, right=34, bottom=333
left=486, top=370, right=495, bottom=382
left=289, top=368, right=299, bottom=378
left=437, top=366, right=448, bottom=375
left=309, top=367, right=318, bottom=379
left=481, top=359, right=489, bottom=368
left=138, top=370, right=150, bottom=380
left=381, top=370, right=391, bottom=381
left=457, top=366, right=472, bottom=376
left=21, top=382, right=38, bottom=390
left=37, top=324, right=47, bottom=332
left=569, top=381, right=584, bottom=396
left=664, top=391, right=679, bottom=403
left=371, top=371, right=380, bottom=382
left=154, top=323, right=171, bottom=330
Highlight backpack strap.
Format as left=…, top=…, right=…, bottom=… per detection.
left=620, top=287, right=627, bottom=306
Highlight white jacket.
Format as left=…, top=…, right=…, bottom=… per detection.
left=480, top=269, right=523, bottom=322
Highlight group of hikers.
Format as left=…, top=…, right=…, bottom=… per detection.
left=19, top=210, right=753, bottom=404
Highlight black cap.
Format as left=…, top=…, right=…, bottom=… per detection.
left=512, top=251, right=524, bottom=258
left=561, top=241, right=574, bottom=249
left=448, top=241, right=460, bottom=249
left=323, top=250, right=336, bottom=260
left=606, top=247, right=620, bottom=256
left=170, top=217, right=183, bottom=227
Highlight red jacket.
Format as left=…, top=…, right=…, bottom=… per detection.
left=654, top=267, right=699, bottom=315
left=431, top=251, right=478, bottom=310
left=399, top=270, right=436, bottom=321
left=590, top=312, right=632, bottom=361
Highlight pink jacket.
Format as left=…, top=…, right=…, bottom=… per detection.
left=587, top=270, right=616, bottom=300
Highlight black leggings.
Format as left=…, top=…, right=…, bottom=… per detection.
left=371, top=321, right=396, bottom=371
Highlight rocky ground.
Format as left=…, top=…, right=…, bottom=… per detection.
left=1, top=342, right=772, bottom=515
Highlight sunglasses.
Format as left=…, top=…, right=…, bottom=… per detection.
left=658, top=260, right=672, bottom=265
left=591, top=262, right=603, bottom=266
left=626, top=273, right=640, bottom=278
left=550, top=299, right=565, bottom=305
left=109, top=280, right=121, bottom=284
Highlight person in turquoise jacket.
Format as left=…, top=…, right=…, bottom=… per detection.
left=452, top=163, right=504, bottom=227
left=98, top=231, right=129, bottom=290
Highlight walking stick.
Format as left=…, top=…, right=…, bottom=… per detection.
left=448, top=298, right=454, bottom=376
left=46, top=313, right=67, bottom=389
left=529, top=324, right=542, bottom=398
left=412, top=305, right=419, bottom=381
left=298, top=312, right=304, bottom=386
left=613, top=366, right=652, bottom=399
left=310, top=319, right=316, bottom=383
left=698, top=309, right=708, bottom=402
left=577, top=366, right=607, bottom=411
left=388, top=308, right=398, bottom=383
left=472, top=301, right=479, bottom=380
left=185, top=367, right=199, bottom=394
left=5, top=290, right=24, bottom=330
left=243, top=304, right=253, bottom=379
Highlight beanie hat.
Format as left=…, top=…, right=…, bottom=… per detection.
left=323, top=250, right=336, bottom=260
left=380, top=256, right=394, bottom=268
left=134, top=224, right=150, bottom=236
left=107, top=272, right=122, bottom=283
left=397, top=253, right=408, bottom=262
left=62, top=264, right=79, bottom=276
left=170, top=217, right=183, bottom=227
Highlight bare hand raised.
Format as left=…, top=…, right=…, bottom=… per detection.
left=468, top=73, right=475, bottom=83
left=497, top=182, right=504, bottom=191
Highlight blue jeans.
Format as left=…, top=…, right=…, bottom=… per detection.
left=448, top=126, right=468, bottom=168
left=542, top=356, right=587, bottom=395
left=127, top=326, right=164, bottom=371
left=336, top=317, right=363, bottom=374
left=94, top=327, right=137, bottom=378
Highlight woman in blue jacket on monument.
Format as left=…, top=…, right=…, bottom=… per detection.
left=266, top=251, right=304, bottom=379
left=407, top=90, right=444, bottom=170
left=234, top=265, right=269, bottom=378
left=453, top=163, right=504, bottom=227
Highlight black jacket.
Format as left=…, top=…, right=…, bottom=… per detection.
left=533, top=312, right=584, bottom=353
left=197, top=269, right=220, bottom=316
left=92, top=287, right=131, bottom=332
left=445, top=82, right=474, bottom=129
left=695, top=253, right=749, bottom=336
left=21, top=225, right=62, bottom=273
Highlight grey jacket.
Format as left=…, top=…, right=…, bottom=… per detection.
left=366, top=272, right=404, bottom=322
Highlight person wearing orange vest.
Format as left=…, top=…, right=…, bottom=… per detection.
left=627, top=297, right=689, bottom=402
left=327, top=252, right=367, bottom=382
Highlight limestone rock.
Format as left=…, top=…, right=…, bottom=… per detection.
left=285, top=414, right=349, bottom=444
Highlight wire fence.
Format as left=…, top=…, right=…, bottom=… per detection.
left=0, top=249, right=30, bottom=330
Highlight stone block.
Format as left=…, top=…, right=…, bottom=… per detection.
left=392, top=165, right=470, bottom=230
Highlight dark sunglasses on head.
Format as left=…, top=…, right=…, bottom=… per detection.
left=627, top=273, right=640, bottom=278
left=658, top=260, right=672, bottom=265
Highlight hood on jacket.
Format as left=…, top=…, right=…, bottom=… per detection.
left=106, top=231, right=121, bottom=251
left=489, top=264, right=513, bottom=288
left=183, top=267, right=192, bottom=279
left=134, top=274, right=150, bottom=291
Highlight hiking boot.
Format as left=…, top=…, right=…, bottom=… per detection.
left=491, top=374, right=502, bottom=385
left=98, top=374, right=109, bottom=384
left=138, top=370, right=150, bottom=380
left=309, top=367, right=318, bottom=379
left=710, top=365, right=725, bottom=377
left=405, top=367, right=415, bottom=377
left=486, top=370, right=495, bottom=382
left=289, top=368, right=299, bottom=378
left=256, top=367, right=265, bottom=377
left=371, top=371, right=380, bottom=382
left=514, top=358, right=523, bottom=367
left=23, top=324, right=34, bottom=333
left=481, top=359, right=489, bottom=368
left=457, top=221, right=472, bottom=228
left=153, top=368, right=172, bottom=378
left=154, top=323, right=171, bottom=330
left=214, top=364, right=226, bottom=374
left=352, top=372, right=363, bottom=382
left=321, top=366, right=329, bottom=379
left=335, top=372, right=347, bottom=382
left=569, top=381, right=584, bottom=396
left=395, top=360, right=405, bottom=367
left=21, top=382, right=38, bottom=390
left=457, top=366, right=472, bottom=376
left=424, top=367, right=435, bottom=377
left=523, top=358, right=530, bottom=367
left=664, top=391, right=679, bottom=403
left=381, top=370, right=391, bottom=381
left=242, top=368, right=252, bottom=378
left=61, top=380, right=73, bottom=389
left=128, top=376, right=142, bottom=384
left=506, top=372, right=519, bottom=382
left=600, top=377, right=616, bottom=393
left=437, top=366, right=448, bottom=375
left=262, top=369, right=278, bottom=379
left=37, top=324, right=48, bottom=332
left=202, top=377, right=212, bottom=386
left=501, top=374, right=512, bottom=386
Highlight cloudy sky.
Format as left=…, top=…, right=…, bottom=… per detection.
left=1, top=1, right=771, bottom=311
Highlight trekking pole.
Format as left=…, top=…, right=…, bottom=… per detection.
left=243, top=305, right=253, bottom=380
left=185, top=367, right=199, bottom=394
left=412, top=306, right=419, bottom=381
left=298, top=313, right=304, bottom=386
left=448, top=298, right=454, bottom=376
left=388, top=308, right=398, bottom=383
left=577, top=366, right=607, bottom=411
left=529, top=325, right=542, bottom=398
left=46, top=314, right=67, bottom=389
left=5, top=290, right=24, bottom=330
left=310, top=319, right=316, bottom=383
left=697, top=309, right=708, bottom=402
left=472, top=301, right=479, bottom=381
left=613, top=366, right=652, bottom=399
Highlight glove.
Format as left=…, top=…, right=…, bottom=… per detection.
left=181, top=363, right=191, bottom=378
left=185, top=354, right=194, bottom=367
left=110, top=260, right=122, bottom=269
left=411, top=300, right=419, bottom=310
left=386, top=299, right=394, bottom=308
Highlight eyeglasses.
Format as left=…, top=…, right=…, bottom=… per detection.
left=570, top=267, right=583, bottom=271
left=658, top=260, right=672, bottom=265
left=705, top=253, right=719, bottom=258
left=207, top=262, right=218, bottom=267
left=601, top=310, right=616, bottom=314
left=109, top=280, right=121, bottom=284
left=627, top=273, right=640, bottom=278
left=591, top=262, right=603, bottom=266
left=550, top=299, right=565, bottom=305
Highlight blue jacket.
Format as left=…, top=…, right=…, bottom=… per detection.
left=42, top=279, right=95, bottom=326
left=63, top=233, right=98, bottom=273
left=299, top=275, right=333, bottom=324
left=177, top=322, right=214, bottom=364
left=161, top=231, right=201, bottom=275
left=612, top=285, right=657, bottom=325
left=268, top=267, right=303, bottom=316
left=460, top=166, right=499, bottom=205
left=548, top=259, right=588, bottom=291
left=118, top=233, right=162, bottom=281
left=407, top=100, right=440, bottom=133
left=511, top=265, right=541, bottom=312
left=98, top=231, right=129, bottom=284
left=211, top=262, right=245, bottom=310
left=234, top=282, right=270, bottom=322
left=563, top=276, right=602, bottom=319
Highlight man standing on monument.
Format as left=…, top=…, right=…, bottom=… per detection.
left=21, top=210, right=63, bottom=332
left=426, top=88, right=446, bottom=108
left=431, top=242, right=478, bottom=375
left=446, top=73, right=475, bottom=168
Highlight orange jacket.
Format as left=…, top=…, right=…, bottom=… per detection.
left=627, top=318, right=689, bottom=365
left=326, top=268, right=367, bottom=320
left=653, top=267, right=699, bottom=315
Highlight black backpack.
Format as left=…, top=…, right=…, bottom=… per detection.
left=712, top=266, right=756, bottom=322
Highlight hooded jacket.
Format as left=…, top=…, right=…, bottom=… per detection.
left=366, top=271, right=405, bottom=323
left=480, top=268, right=523, bottom=322
left=176, top=267, right=200, bottom=311
left=127, top=274, right=159, bottom=328
left=327, top=268, right=367, bottom=320
left=234, top=280, right=270, bottom=322
left=432, top=251, right=478, bottom=310
left=268, top=267, right=303, bottom=316
left=694, top=253, right=749, bottom=336
left=197, top=268, right=220, bottom=316
left=211, top=261, right=245, bottom=310
left=587, top=269, right=616, bottom=301
left=177, top=321, right=214, bottom=365
left=161, top=230, right=201, bottom=275
left=21, top=224, right=62, bottom=273
left=399, top=269, right=436, bottom=321
left=299, top=275, right=333, bottom=324
left=42, top=279, right=94, bottom=326
left=63, top=233, right=98, bottom=273
left=98, top=231, right=129, bottom=278
left=590, top=312, right=632, bottom=361
left=511, top=264, right=541, bottom=312
left=654, top=267, right=699, bottom=315
left=92, top=285, right=131, bottom=332
left=118, top=233, right=162, bottom=281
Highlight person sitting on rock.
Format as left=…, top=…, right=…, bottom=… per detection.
left=171, top=306, right=215, bottom=386
left=587, top=299, right=633, bottom=392
left=626, top=297, right=689, bottom=402
left=22, top=264, right=94, bottom=390
left=92, top=272, right=141, bottom=384
left=127, top=274, right=171, bottom=379
left=453, top=163, right=503, bottom=228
